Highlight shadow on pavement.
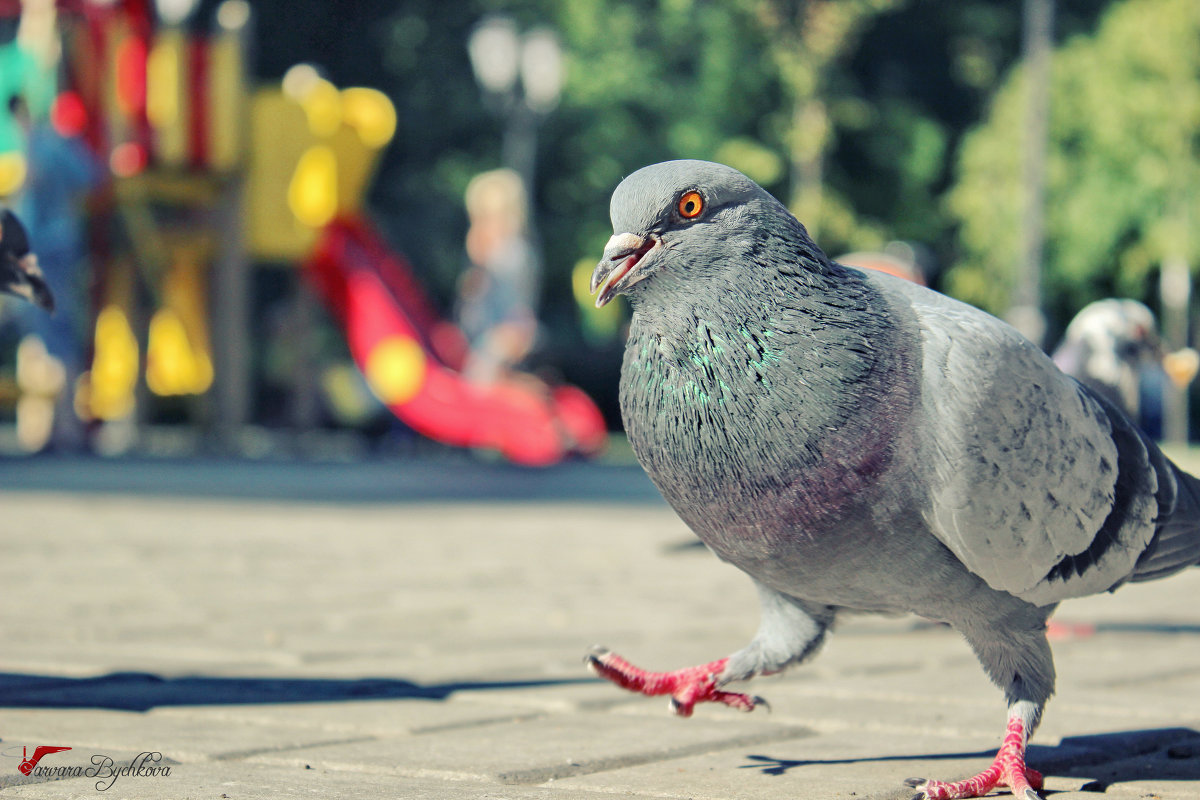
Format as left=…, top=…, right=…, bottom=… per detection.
left=742, top=726, right=1200, bottom=790
left=0, top=671, right=596, bottom=712
left=0, top=455, right=664, bottom=504
left=740, top=750, right=995, bottom=775
left=1089, top=622, right=1200, bottom=635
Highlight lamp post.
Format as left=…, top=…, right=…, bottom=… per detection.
left=153, top=0, right=201, bottom=26
left=1008, top=0, right=1054, bottom=349
left=467, top=15, right=563, bottom=215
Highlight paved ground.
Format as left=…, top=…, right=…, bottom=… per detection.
left=1, top=456, right=1199, bottom=799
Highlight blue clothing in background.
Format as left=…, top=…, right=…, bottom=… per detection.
left=14, top=122, right=103, bottom=369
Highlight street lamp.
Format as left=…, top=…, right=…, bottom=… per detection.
left=1009, top=0, right=1054, bottom=349
left=154, top=0, right=201, bottom=26
left=520, top=27, right=564, bottom=115
left=467, top=16, right=521, bottom=98
left=467, top=15, right=563, bottom=206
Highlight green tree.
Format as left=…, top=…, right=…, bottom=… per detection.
left=528, top=0, right=796, bottom=288
left=248, top=0, right=1125, bottom=420
left=947, top=0, right=1200, bottom=324
left=751, top=0, right=898, bottom=248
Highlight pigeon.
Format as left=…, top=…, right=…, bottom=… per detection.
left=0, top=208, right=55, bottom=312
left=1052, top=299, right=1161, bottom=416
left=585, top=160, right=1200, bottom=800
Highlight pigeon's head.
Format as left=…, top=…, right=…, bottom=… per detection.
left=0, top=209, right=54, bottom=312
left=590, top=160, right=795, bottom=308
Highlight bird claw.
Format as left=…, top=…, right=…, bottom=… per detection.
left=902, top=768, right=1044, bottom=799
left=900, top=713, right=1044, bottom=799
left=668, top=680, right=762, bottom=717
left=585, top=646, right=766, bottom=716
left=584, top=645, right=610, bottom=670
left=903, top=782, right=1043, bottom=800
left=904, top=776, right=933, bottom=800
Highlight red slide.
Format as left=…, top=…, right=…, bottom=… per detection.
left=305, top=216, right=607, bottom=466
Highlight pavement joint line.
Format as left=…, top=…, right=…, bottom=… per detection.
left=266, top=760, right=494, bottom=783
left=408, top=711, right=547, bottom=735
left=209, top=734, right=378, bottom=762
left=762, top=686, right=999, bottom=708
left=572, top=699, right=656, bottom=712
left=495, top=725, right=816, bottom=785
left=1050, top=701, right=1200, bottom=720
left=798, top=718, right=996, bottom=740
left=1083, top=665, right=1200, bottom=689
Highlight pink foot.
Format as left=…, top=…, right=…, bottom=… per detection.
left=906, top=717, right=1044, bottom=799
left=1046, top=619, right=1095, bottom=640
left=584, top=647, right=767, bottom=717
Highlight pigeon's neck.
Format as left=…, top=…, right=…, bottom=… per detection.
left=620, top=259, right=917, bottom=534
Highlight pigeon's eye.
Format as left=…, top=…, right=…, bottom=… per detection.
left=677, top=191, right=704, bottom=220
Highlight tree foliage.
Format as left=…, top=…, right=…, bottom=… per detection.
left=244, top=0, right=1137, bottom=412
left=750, top=0, right=899, bottom=246
left=948, top=0, right=1200, bottom=322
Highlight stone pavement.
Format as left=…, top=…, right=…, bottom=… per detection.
left=0, top=457, right=1198, bottom=799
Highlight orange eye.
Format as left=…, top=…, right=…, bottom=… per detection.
left=677, top=190, right=704, bottom=219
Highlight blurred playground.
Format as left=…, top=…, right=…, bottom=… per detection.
left=0, top=0, right=608, bottom=464
left=1, top=0, right=1199, bottom=465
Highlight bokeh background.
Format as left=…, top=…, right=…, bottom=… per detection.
left=0, top=0, right=1197, bottom=466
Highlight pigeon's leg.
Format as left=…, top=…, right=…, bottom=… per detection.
left=584, top=649, right=758, bottom=716
left=905, top=701, right=1044, bottom=799
left=587, top=582, right=835, bottom=716
left=907, top=619, right=1054, bottom=800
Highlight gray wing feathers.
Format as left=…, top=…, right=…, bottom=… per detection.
left=1133, top=462, right=1200, bottom=582
left=869, top=273, right=1162, bottom=604
left=1034, top=384, right=1164, bottom=600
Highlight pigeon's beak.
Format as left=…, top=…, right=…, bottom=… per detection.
left=591, top=232, right=658, bottom=308
left=2, top=252, right=55, bottom=312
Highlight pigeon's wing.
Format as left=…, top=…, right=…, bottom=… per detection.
left=864, top=271, right=1166, bottom=606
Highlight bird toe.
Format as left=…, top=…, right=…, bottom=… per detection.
left=583, top=646, right=612, bottom=672
left=667, top=696, right=695, bottom=717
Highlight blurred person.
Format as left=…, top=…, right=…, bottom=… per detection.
left=455, top=168, right=540, bottom=385
left=7, top=94, right=102, bottom=452
left=838, top=241, right=927, bottom=285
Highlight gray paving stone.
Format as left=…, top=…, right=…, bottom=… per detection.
left=2, top=760, right=626, bottom=799
left=149, top=698, right=552, bottom=737
left=4, top=706, right=391, bottom=762
left=245, top=710, right=813, bottom=784
left=553, top=726, right=1002, bottom=800
left=1, top=477, right=1198, bottom=799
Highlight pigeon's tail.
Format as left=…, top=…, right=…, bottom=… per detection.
left=1132, top=462, right=1200, bottom=583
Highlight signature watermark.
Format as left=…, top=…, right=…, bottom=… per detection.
left=3, top=745, right=171, bottom=791
left=17, top=745, right=71, bottom=775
